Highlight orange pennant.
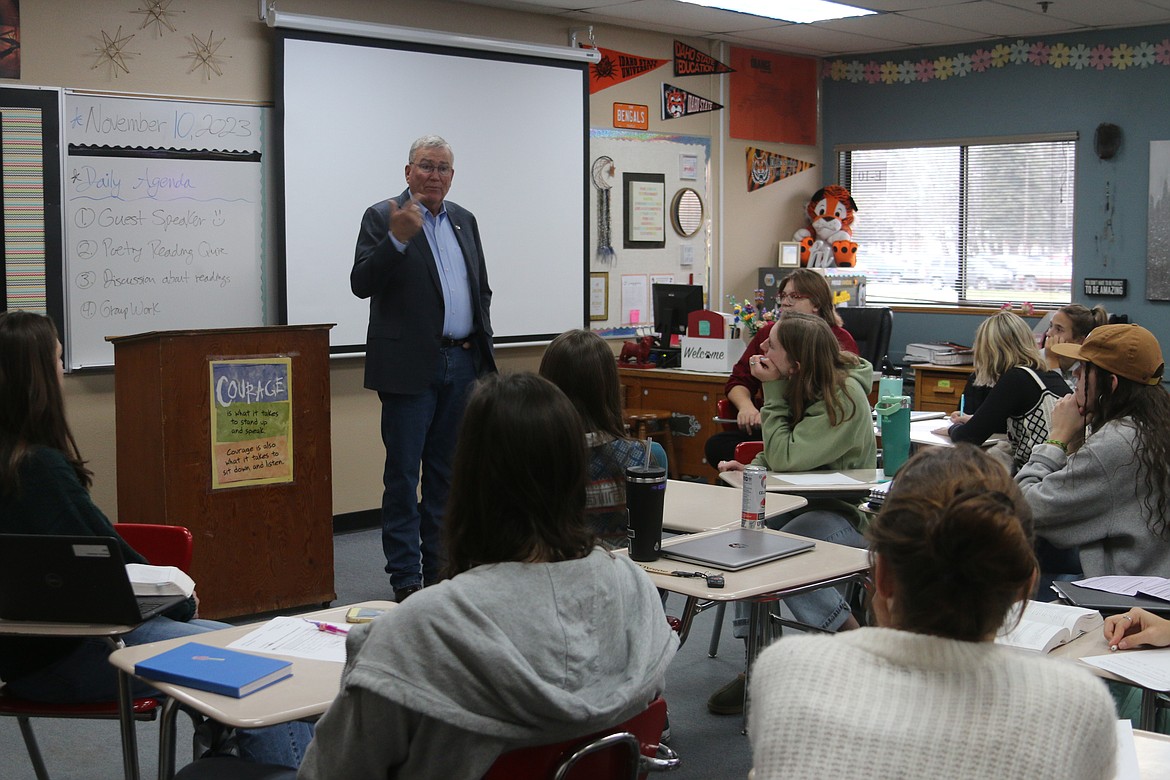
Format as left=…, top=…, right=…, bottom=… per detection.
left=587, top=46, right=669, bottom=94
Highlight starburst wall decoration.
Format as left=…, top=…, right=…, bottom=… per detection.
left=134, top=0, right=182, bottom=36
left=92, top=26, right=139, bottom=78
left=185, top=30, right=228, bottom=79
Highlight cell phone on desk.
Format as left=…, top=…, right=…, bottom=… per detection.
left=345, top=607, right=385, bottom=624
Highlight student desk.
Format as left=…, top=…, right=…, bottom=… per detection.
left=622, top=527, right=869, bottom=719
left=1052, top=628, right=1165, bottom=732
left=108, top=601, right=395, bottom=780
left=0, top=618, right=144, bottom=780
left=1134, top=729, right=1170, bottom=779
left=720, top=468, right=885, bottom=500
left=662, top=478, right=806, bottom=533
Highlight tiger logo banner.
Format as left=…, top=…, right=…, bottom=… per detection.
left=747, top=147, right=814, bottom=192
left=661, top=83, right=723, bottom=120
left=587, top=46, right=669, bottom=94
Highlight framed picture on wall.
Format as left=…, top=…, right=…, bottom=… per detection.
left=623, top=172, right=666, bottom=249
left=779, top=241, right=801, bottom=267
left=589, top=272, right=609, bottom=320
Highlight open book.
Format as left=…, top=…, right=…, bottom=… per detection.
left=125, top=564, right=196, bottom=598
left=995, top=600, right=1103, bottom=654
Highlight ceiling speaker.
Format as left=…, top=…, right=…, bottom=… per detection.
left=1095, top=123, right=1122, bottom=160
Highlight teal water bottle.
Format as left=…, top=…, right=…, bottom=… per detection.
left=876, top=395, right=911, bottom=478
left=878, top=357, right=903, bottom=401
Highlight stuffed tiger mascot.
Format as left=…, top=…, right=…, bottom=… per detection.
left=793, top=185, right=859, bottom=268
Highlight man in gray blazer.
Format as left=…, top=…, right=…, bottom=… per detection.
left=352, top=135, right=495, bottom=603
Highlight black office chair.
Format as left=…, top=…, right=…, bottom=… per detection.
left=837, top=306, right=893, bottom=368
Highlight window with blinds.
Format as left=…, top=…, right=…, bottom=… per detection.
left=837, top=137, right=1075, bottom=306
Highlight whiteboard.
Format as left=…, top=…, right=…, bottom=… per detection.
left=278, top=32, right=588, bottom=350
left=63, top=94, right=267, bottom=369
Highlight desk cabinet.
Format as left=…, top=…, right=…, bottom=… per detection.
left=912, top=364, right=971, bottom=413
left=618, top=367, right=725, bottom=482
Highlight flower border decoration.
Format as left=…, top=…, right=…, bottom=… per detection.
left=824, top=37, right=1170, bottom=85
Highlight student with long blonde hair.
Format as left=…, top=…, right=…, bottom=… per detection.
left=946, top=310, right=1070, bottom=471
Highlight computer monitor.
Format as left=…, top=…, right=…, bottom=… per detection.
left=652, top=283, right=705, bottom=350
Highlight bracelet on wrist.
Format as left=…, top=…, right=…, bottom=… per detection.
left=1044, top=438, right=1068, bottom=453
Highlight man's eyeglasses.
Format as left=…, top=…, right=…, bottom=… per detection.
left=413, top=161, right=453, bottom=177
left=778, top=292, right=810, bottom=302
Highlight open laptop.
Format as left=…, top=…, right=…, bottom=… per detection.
left=662, top=528, right=814, bottom=571
left=0, top=534, right=187, bottom=625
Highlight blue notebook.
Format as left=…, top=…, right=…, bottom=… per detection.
left=134, top=642, right=292, bottom=698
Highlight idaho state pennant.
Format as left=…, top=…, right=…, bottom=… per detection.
left=673, top=41, right=734, bottom=77
left=587, top=46, right=669, bottom=94
left=662, top=83, right=723, bottom=120
left=746, top=147, right=814, bottom=192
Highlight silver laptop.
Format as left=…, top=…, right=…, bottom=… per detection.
left=0, top=534, right=187, bottom=625
left=662, top=528, right=814, bottom=571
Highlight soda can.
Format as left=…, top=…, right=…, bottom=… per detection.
left=741, top=465, right=767, bottom=529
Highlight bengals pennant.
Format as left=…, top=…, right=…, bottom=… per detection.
left=587, top=46, right=669, bottom=94
left=746, top=147, right=814, bottom=192
left=661, top=83, right=723, bottom=120
left=673, top=41, right=734, bottom=77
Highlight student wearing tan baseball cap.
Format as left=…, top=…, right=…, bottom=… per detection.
left=1016, top=324, right=1170, bottom=579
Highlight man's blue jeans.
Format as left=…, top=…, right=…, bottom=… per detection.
left=378, top=345, right=476, bottom=590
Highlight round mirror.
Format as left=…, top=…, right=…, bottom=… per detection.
left=671, top=188, right=704, bottom=237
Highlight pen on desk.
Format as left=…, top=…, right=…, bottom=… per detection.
left=305, top=619, right=349, bottom=636
left=959, top=395, right=965, bottom=416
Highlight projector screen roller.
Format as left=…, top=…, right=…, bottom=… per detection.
left=277, top=30, right=588, bottom=350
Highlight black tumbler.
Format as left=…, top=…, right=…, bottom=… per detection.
left=626, top=463, right=667, bottom=561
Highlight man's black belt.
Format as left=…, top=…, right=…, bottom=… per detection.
left=440, top=336, right=472, bottom=348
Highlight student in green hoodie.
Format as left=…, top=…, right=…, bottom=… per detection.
left=710, top=313, right=877, bottom=714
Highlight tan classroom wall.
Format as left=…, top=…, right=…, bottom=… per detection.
left=20, top=0, right=818, bottom=518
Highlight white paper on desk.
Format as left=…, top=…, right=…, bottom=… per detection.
left=1076, top=576, right=1170, bottom=602
left=227, top=616, right=347, bottom=663
left=770, top=473, right=864, bottom=486
left=1082, top=649, right=1170, bottom=692
left=1114, top=720, right=1138, bottom=780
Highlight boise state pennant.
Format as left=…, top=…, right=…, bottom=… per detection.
left=662, top=83, right=723, bottom=120
left=587, top=46, right=669, bottom=94
left=673, top=41, right=734, bottom=77
left=746, top=147, right=814, bottom=192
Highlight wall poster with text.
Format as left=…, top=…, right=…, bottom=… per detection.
left=210, top=357, right=294, bottom=489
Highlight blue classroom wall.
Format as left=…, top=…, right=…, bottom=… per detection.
left=822, top=23, right=1170, bottom=357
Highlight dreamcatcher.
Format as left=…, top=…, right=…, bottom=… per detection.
left=591, top=155, right=616, bottom=264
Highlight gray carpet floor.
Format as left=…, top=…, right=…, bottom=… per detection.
left=1, top=527, right=756, bottom=779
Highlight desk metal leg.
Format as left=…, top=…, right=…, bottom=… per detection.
left=1140, top=689, right=1159, bottom=731
left=158, top=697, right=181, bottom=780
left=116, top=668, right=141, bottom=780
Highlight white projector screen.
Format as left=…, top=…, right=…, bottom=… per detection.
left=277, top=31, right=588, bottom=350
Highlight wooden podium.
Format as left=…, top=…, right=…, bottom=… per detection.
left=109, top=325, right=335, bottom=619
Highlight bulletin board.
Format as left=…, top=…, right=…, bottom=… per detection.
left=588, top=129, right=711, bottom=334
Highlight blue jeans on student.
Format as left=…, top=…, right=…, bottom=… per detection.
left=732, top=510, right=866, bottom=638
left=4, top=615, right=313, bottom=768
left=378, top=345, right=477, bottom=591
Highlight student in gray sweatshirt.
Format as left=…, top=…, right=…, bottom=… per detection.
left=1016, top=324, right=1170, bottom=577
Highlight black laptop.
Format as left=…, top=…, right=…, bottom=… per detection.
left=0, top=534, right=187, bottom=625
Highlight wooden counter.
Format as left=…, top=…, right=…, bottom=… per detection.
left=618, top=366, right=725, bottom=481
left=911, top=363, right=971, bottom=413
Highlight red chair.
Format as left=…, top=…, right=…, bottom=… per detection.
left=734, top=441, right=764, bottom=464
left=483, top=697, right=679, bottom=780
left=715, top=399, right=737, bottom=432
left=0, top=524, right=194, bottom=780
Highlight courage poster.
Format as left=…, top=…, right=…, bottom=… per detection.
left=210, top=357, right=293, bottom=489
